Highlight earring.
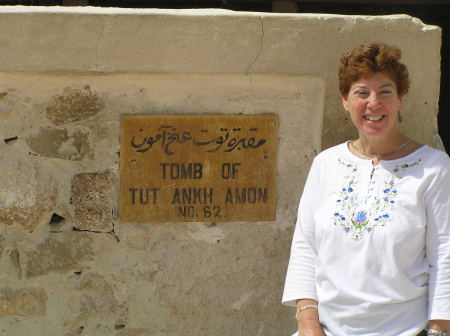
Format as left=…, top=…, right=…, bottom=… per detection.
left=398, top=111, right=403, bottom=123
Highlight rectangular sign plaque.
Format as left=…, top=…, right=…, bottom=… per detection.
left=120, top=114, right=278, bottom=222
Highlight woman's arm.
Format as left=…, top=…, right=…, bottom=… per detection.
left=425, top=156, right=450, bottom=324
left=282, top=158, right=322, bottom=308
left=296, top=299, right=324, bottom=336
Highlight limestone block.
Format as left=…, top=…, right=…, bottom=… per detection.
left=0, top=287, right=47, bottom=317
left=25, top=232, right=94, bottom=277
left=0, top=146, right=57, bottom=231
left=65, top=273, right=128, bottom=335
left=26, top=127, right=90, bottom=160
left=46, top=86, right=104, bottom=126
left=0, top=8, right=440, bottom=148
left=71, top=172, right=113, bottom=232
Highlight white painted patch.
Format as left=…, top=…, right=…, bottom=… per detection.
left=187, top=224, right=225, bottom=244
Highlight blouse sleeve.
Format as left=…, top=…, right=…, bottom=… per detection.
left=425, top=154, right=450, bottom=320
left=282, top=157, right=321, bottom=307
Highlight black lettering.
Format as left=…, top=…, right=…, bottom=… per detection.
left=149, top=188, right=160, bottom=204
left=223, top=187, right=267, bottom=204
left=193, top=163, right=203, bottom=179
left=193, top=188, right=202, bottom=204
left=222, top=163, right=240, bottom=179
left=232, top=163, right=240, bottom=178
left=172, top=189, right=180, bottom=204
left=236, top=188, right=246, bottom=204
left=182, top=188, right=192, bottom=204
left=222, top=163, right=231, bottom=179
left=213, top=205, right=221, bottom=217
left=130, top=188, right=160, bottom=205
left=187, top=205, right=195, bottom=217
left=177, top=205, right=195, bottom=217
left=247, top=188, right=256, bottom=203
left=180, top=163, right=193, bottom=179
left=204, top=205, right=211, bottom=218
left=160, top=163, right=169, bottom=179
left=140, top=188, right=149, bottom=204
left=178, top=205, right=186, bottom=216
left=170, top=163, right=179, bottom=179
left=205, top=188, right=213, bottom=204
left=258, top=188, right=268, bottom=203
left=204, top=205, right=221, bottom=218
left=129, top=188, right=138, bottom=205
left=172, top=188, right=212, bottom=204
left=225, top=188, right=233, bottom=204
left=160, top=163, right=203, bottom=179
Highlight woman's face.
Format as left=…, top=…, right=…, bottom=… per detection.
left=341, top=72, right=403, bottom=139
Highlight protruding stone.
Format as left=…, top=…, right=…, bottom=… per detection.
left=64, top=313, right=87, bottom=335
left=46, top=86, right=104, bottom=126
left=65, top=273, right=128, bottom=334
left=26, top=127, right=90, bottom=160
left=0, top=149, right=57, bottom=231
left=25, top=233, right=94, bottom=278
left=71, top=172, right=113, bottom=232
left=0, top=287, right=47, bottom=317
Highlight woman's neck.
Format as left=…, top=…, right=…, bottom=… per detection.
left=350, top=130, right=417, bottom=165
left=356, top=132, right=408, bottom=156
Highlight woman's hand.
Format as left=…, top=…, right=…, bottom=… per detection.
left=296, top=299, right=325, bottom=336
left=429, top=320, right=450, bottom=333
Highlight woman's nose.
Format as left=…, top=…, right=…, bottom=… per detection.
left=366, top=92, right=380, bottom=108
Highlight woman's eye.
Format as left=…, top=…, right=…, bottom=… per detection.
left=380, top=90, right=393, bottom=95
left=355, top=91, right=368, bottom=96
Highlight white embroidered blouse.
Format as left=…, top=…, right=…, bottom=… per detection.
left=282, top=142, right=450, bottom=336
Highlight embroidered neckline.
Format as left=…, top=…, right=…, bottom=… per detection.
left=333, top=158, right=422, bottom=241
left=343, top=142, right=427, bottom=165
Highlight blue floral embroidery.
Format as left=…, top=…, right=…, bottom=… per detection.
left=333, top=158, right=422, bottom=241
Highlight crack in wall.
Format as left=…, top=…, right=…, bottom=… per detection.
left=109, top=222, right=120, bottom=242
left=245, top=16, right=265, bottom=76
left=10, top=249, right=22, bottom=280
left=70, top=222, right=120, bottom=243
left=4, top=136, right=18, bottom=144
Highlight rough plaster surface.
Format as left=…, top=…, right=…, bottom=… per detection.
left=0, top=72, right=323, bottom=335
left=0, top=7, right=442, bottom=149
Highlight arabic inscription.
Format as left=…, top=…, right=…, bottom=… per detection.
left=120, top=114, right=278, bottom=222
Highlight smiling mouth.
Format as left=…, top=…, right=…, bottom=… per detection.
left=364, top=115, right=384, bottom=121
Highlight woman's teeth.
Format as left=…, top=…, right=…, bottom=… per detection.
left=364, top=115, right=383, bottom=121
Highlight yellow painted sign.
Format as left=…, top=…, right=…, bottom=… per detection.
left=120, top=115, right=278, bottom=222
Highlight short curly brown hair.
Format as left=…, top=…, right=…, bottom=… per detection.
left=338, top=43, right=410, bottom=97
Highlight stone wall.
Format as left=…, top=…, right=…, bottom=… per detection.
left=0, top=7, right=441, bottom=336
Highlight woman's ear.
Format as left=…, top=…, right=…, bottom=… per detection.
left=341, top=95, right=349, bottom=112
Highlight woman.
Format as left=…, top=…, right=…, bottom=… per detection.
left=282, top=43, right=450, bottom=336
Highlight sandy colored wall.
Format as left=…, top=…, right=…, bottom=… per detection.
left=0, top=7, right=441, bottom=336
